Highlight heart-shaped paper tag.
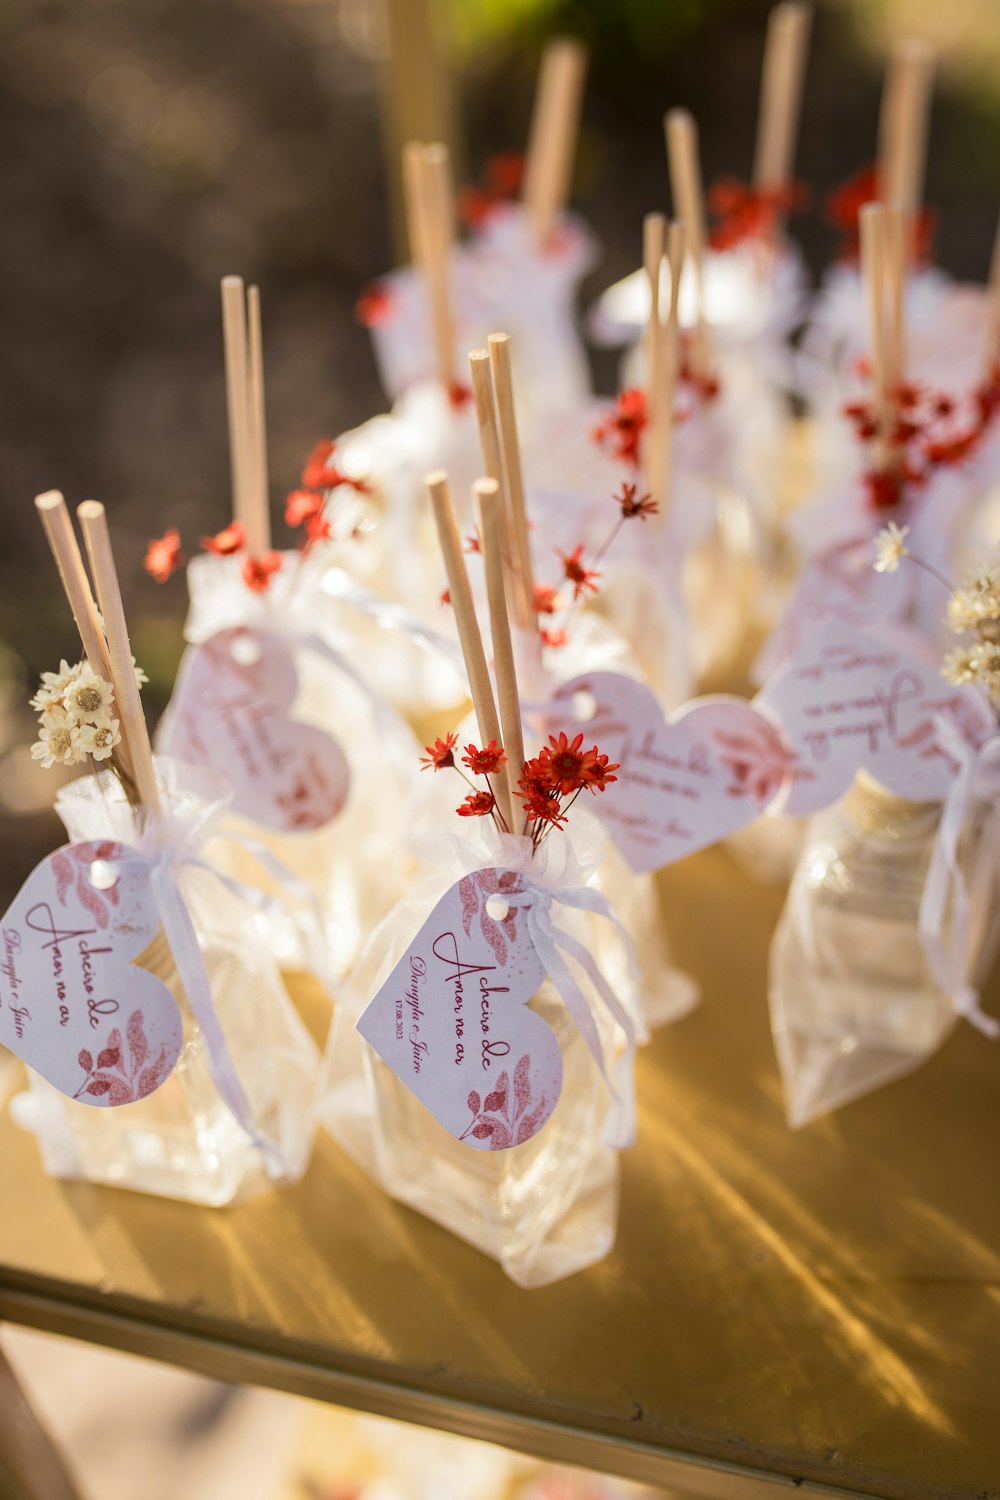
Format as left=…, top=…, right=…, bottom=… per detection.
left=548, top=673, right=792, bottom=872
left=357, top=869, right=561, bottom=1150
left=159, top=627, right=350, bottom=833
left=0, top=841, right=182, bottom=1105
left=756, top=620, right=995, bottom=816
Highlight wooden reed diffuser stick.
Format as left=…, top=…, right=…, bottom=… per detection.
left=77, top=502, right=161, bottom=812
left=642, top=212, right=667, bottom=505
left=488, top=333, right=536, bottom=629
left=860, top=202, right=891, bottom=468
left=428, top=471, right=514, bottom=832
left=878, top=40, right=935, bottom=226
left=885, top=204, right=906, bottom=394
left=34, top=491, right=139, bottom=783
left=984, top=207, right=1000, bottom=374
left=34, top=491, right=116, bottom=683
left=522, top=37, right=587, bottom=246
left=664, top=107, right=711, bottom=377
left=419, top=143, right=458, bottom=393
left=469, top=347, right=528, bottom=624
left=753, top=2, right=812, bottom=191
left=245, top=284, right=271, bottom=556
left=656, top=220, right=686, bottom=521
left=475, top=478, right=525, bottom=825
left=221, top=275, right=252, bottom=535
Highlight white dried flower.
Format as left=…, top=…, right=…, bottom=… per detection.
left=64, top=671, right=115, bottom=722
left=29, top=659, right=83, bottom=713
left=133, top=658, right=148, bottom=689
left=946, top=565, right=1000, bottom=634
left=30, top=707, right=86, bottom=769
left=873, top=522, right=910, bottom=574
left=942, top=638, right=1000, bottom=699
left=75, top=718, right=121, bottom=761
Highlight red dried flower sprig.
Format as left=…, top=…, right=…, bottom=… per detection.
left=708, top=177, right=809, bottom=251
left=843, top=363, right=1000, bottom=515
left=826, top=165, right=936, bottom=264
left=420, top=731, right=619, bottom=846
left=145, top=437, right=373, bottom=593
left=529, top=482, right=659, bottom=653
left=591, top=388, right=648, bottom=467
left=458, top=152, right=525, bottom=229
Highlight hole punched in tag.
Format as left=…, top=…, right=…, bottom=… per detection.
left=230, top=632, right=263, bottom=667
left=89, top=859, right=120, bottom=891
left=569, top=689, right=598, bottom=724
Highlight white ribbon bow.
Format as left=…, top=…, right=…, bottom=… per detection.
left=919, top=716, right=1000, bottom=1039
left=128, top=829, right=330, bottom=1178
left=501, top=878, right=640, bottom=1149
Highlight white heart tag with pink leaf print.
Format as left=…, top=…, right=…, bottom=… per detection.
left=547, top=673, right=793, bottom=872
left=756, top=620, right=996, bottom=816
left=0, top=841, right=182, bottom=1106
left=358, top=869, right=563, bottom=1151
left=159, top=626, right=350, bottom=833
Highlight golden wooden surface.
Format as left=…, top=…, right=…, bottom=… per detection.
left=0, top=848, right=998, bottom=1500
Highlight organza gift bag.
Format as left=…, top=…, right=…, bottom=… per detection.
left=321, top=810, right=643, bottom=1288
left=12, top=759, right=322, bottom=1204
left=158, top=549, right=420, bottom=976
left=769, top=763, right=1000, bottom=1128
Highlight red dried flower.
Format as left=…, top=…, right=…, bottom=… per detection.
left=144, top=529, right=183, bottom=583
left=286, top=488, right=324, bottom=528
left=457, top=790, right=496, bottom=818
left=533, top=582, right=564, bottom=616
left=517, top=773, right=568, bottom=827
left=826, top=165, right=936, bottom=262
left=615, top=481, right=658, bottom=521
left=536, top=731, right=588, bottom=796
left=862, top=468, right=906, bottom=512
left=440, top=587, right=451, bottom=605
left=304, top=511, right=333, bottom=545
left=558, top=545, right=601, bottom=600
left=708, top=176, right=809, bottom=250
left=302, top=439, right=342, bottom=492
left=420, top=732, right=458, bottom=772
left=355, top=283, right=396, bottom=328
left=461, top=740, right=508, bottom=775
left=591, top=388, right=648, bottom=467
left=241, top=551, right=283, bottom=593
left=447, top=381, right=473, bottom=410
left=464, top=533, right=481, bottom=554
left=540, top=626, right=568, bottom=649
left=458, top=152, right=524, bottom=228
left=579, top=747, right=620, bottom=792
left=200, top=520, right=246, bottom=556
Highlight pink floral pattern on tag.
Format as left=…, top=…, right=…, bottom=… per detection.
left=460, top=1054, right=551, bottom=1149
left=73, top=1009, right=174, bottom=1105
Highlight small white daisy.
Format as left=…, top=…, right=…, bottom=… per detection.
left=30, top=708, right=86, bottom=769
left=873, top=522, right=910, bottom=574
left=75, top=718, right=121, bottom=761
left=64, top=671, right=115, bottom=722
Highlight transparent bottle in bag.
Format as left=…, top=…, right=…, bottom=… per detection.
left=769, top=770, right=1000, bottom=1127
left=11, top=762, right=321, bottom=1205
left=321, top=819, right=639, bottom=1288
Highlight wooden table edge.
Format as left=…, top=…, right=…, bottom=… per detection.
left=0, top=1280, right=888, bottom=1500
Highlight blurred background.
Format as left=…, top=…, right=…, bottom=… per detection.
left=2, top=0, right=1000, bottom=895
left=2, top=2, right=1000, bottom=1494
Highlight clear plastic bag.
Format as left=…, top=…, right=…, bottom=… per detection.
left=11, top=761, right=322, bottom=1205
left=159, top=551, right=421, bottom=975
left=769, top=771, right=1000, bottom=1127
left=320, top=813, right=640, bottom=1287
